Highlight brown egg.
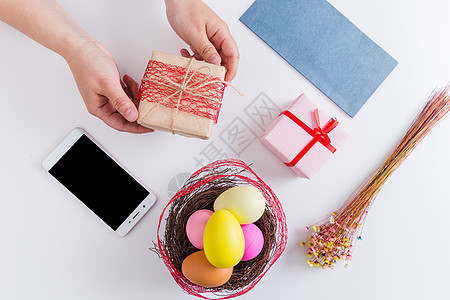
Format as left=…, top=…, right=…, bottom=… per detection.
left=181, top=250, right=233, bottom=288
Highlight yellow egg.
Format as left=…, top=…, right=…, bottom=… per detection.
left=214, top=185, right=265, bottom=224
left=182, top=250, right=233, bottom=288
left=203, top=209, right=245, bottom=268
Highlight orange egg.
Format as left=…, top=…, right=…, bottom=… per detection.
left=181, top=250, right=233, bottom=288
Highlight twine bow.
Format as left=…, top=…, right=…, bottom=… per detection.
left=140, top=58, right=243, bottom=134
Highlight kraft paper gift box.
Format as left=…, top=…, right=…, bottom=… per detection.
left=137, top=51, right=226, bottom=139
left=260, top=94, right=348, bottom=178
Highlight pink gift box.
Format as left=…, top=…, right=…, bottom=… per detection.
left=260, top=94, right=348, bottom=178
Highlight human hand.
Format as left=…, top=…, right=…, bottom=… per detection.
left=65, top=38, right=153, bottom=133
left=165, top=0, right=239, bottom=82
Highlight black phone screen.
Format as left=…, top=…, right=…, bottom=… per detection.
left=49, top=134, right=149, bottom=230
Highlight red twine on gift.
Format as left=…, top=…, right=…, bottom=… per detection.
left=156, top=159, right=287, bottom=299
left=138, top=60, right=226, bottom=123
left=281, top=109, right=339, bottom=167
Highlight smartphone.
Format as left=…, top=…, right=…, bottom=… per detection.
left=42, top=128, right=157, bottom=237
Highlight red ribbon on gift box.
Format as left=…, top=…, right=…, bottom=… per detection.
left=281, top=109, right=339, bottom=167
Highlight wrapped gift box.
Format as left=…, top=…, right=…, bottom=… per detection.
left=137, top=51, right=226, bottom=139
left=260, top=94, right=348, bottom=178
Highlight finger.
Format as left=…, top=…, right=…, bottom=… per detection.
left=105, top=112, right=154, bottom=133
left=93, top=99, right=153, bottom=133
left=126, top=87, right=140, bottom=108
left=122, top=75, right=141, bottom=112
left=224, top=54, right=239, bottom=82
left=123, top=74, right=137, bottom=88
left=189, top=45, right=197, bottom=55
left=190, top=32, right=221, bottom=65
left=123, top=74, right=140, bottom=99
left=218, top=49, right=227, bottom=66
left=120, top=78, right=135, bottom=101
left=132, top=83, right=139, bottom=100
left=219, top=41, right=239, bottom=82
left=181, top=48, right=204, bottom=61
left=217, top=48, right=238, bottom=82
left=103, top=81, right=138, bottom=122
left=188, top=46, right=204, bottom=60
left=180, top=48, right=191, bottom=58
left=193, top=53, right=203, bottom=61
left=123, top=82, right=133, bottom=99
left=208, top=26, right=239, bottom=82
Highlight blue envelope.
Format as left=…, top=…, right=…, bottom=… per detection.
left=240, top=0, right=398, bottom=117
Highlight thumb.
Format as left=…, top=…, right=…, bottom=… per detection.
left=104, top=83, right=138, bottom=122
left=191, top=33, right=221, bottom=65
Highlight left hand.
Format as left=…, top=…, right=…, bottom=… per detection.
left=164, top=0, right=240, bottom=82
left=65, top=39, right=153, bottom=133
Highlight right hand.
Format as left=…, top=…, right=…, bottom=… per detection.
left=65, top=38, right=153, bottom=134
left=165, top=0, right=240, bottom=82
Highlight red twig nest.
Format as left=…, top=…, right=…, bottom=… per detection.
left=156, top=159, right=287, bottom=299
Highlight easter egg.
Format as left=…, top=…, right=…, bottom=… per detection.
left=214, top=185, right=265, bottom=224
left=182, top=250, right=233, bottom=288
left=241, top=224, right=264, bottom=261
left=203, top=209, right=245, bottom=268
left=186, top=209, right=214, bottom=249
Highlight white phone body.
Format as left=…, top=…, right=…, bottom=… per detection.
left=42, top=127, right=157, bottom=237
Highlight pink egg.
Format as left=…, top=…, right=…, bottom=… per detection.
left=241, top=223, right=264, bottom=261
left=186, top=209, right=214, bottom=249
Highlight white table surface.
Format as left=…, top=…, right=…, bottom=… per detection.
left=1, top=1, right=450, bottom=299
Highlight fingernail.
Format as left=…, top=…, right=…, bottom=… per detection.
left=207, top=54, right=221, bottom=65
left=124, top=108, right=137, bottom=121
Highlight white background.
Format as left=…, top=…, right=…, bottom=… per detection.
left=1, top=0, right=450, bottom=299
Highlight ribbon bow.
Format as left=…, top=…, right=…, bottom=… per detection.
left=311, top=109, right=339, bottom=146
left=281, top=109, right=339, bottom=167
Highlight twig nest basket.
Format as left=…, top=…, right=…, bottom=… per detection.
left=157, top=159, right=287, bottom=299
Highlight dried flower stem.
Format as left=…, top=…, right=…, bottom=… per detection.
left=302, top=86, right=450, bottom=269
